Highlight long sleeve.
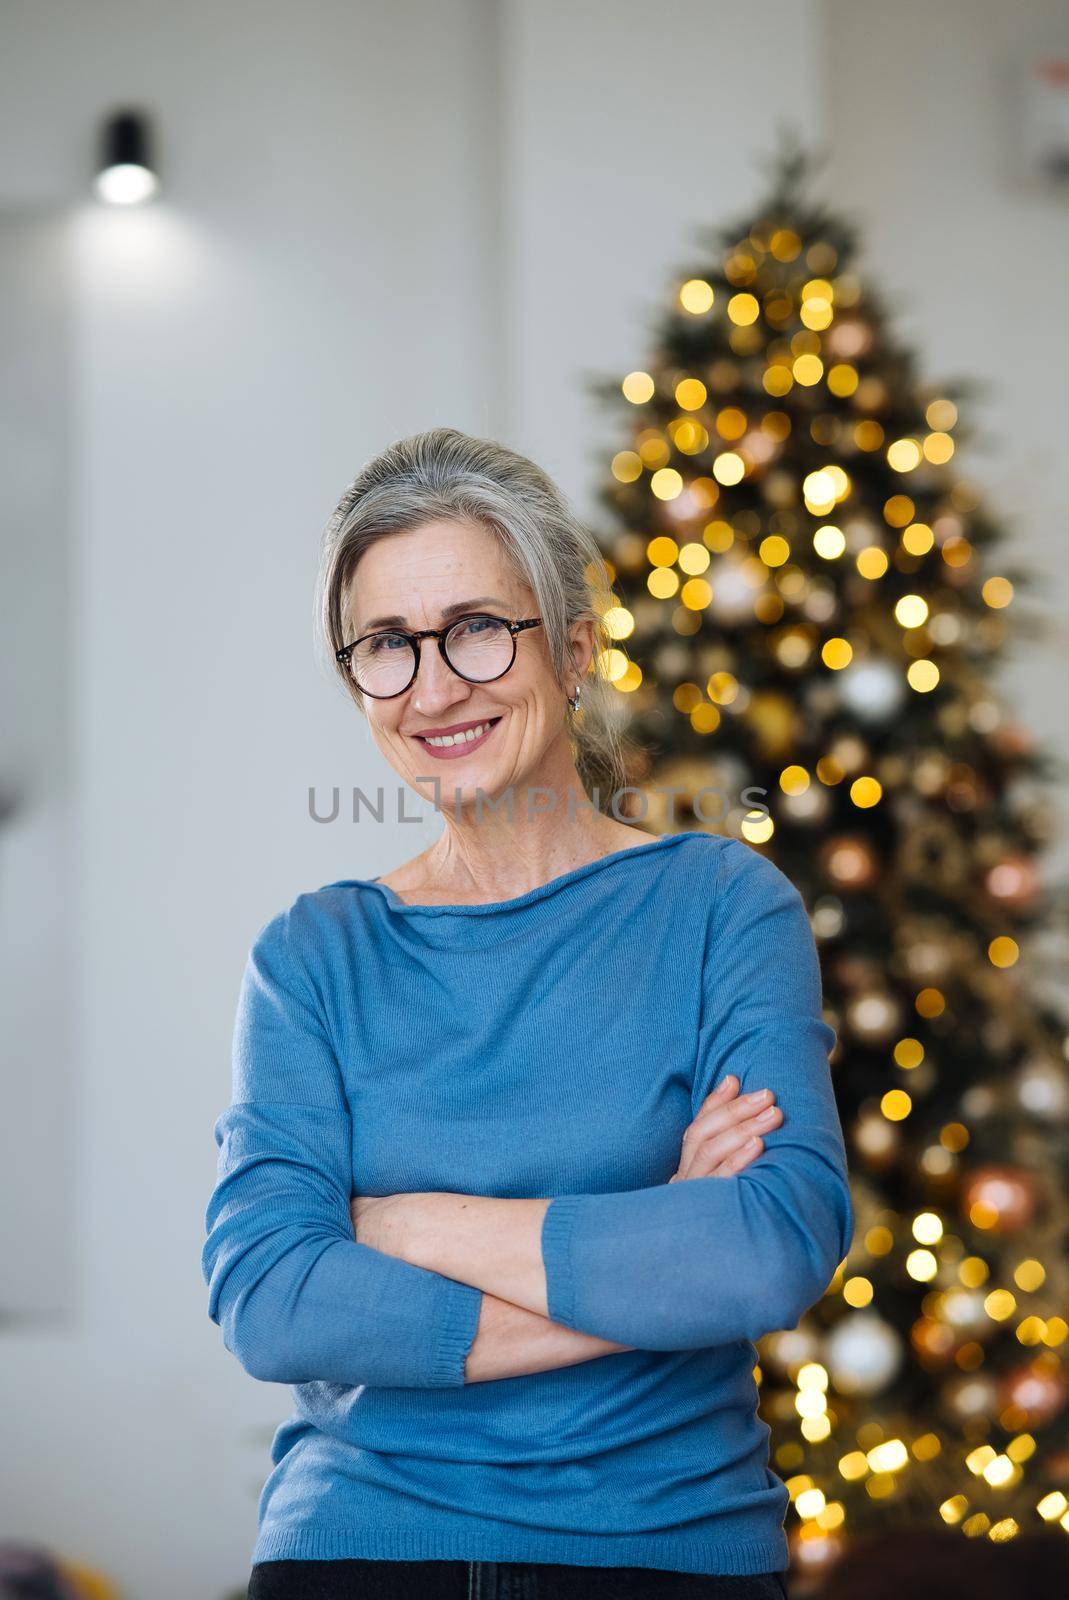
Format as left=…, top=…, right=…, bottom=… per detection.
left=201, top=906, right=482, bottom=1387
left=540, top=838, right=854, bottom=1350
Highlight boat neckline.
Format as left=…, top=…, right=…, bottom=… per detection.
left=329, top=829, right=712, bottom=916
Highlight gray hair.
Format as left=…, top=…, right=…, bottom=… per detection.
left=313, top=427, right=636, bottom=810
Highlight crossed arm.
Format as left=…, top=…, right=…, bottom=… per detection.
left=203, top=842, right=853, bottom=1391
left=345, top=1062, right=790, bottom=1382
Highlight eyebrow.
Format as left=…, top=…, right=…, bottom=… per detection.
left=357, top=596, right=512, bottom=632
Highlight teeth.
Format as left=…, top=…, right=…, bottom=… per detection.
left=424, top=720, right=494, bottom=748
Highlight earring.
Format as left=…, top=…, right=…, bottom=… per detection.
left=568, top=684, right=582, bottom=712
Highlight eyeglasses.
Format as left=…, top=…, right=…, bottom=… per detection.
left=336, top=613, right=543, bottom=699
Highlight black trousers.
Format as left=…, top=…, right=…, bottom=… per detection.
left=246, top=1558, right=789, bottom=1600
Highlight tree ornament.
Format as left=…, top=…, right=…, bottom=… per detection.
left=984, top=851, right=1041, bottom=910
left=838, top=659, right=905, bottom=722
left=825, top=1311, right=902, bottom=1396
left=944, top=1371, right=999, bottom=1423
left=997, top=1361, right=1066, bottom=1427
left=960, top=1165, right=1036, bottom=1234
left=1015, top=1056, right=1069, bottom=1119
left=820, top=835, right=878, bottom=890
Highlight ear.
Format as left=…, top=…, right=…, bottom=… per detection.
left=567, top=616, right=596, bottom=684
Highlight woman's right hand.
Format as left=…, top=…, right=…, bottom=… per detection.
left=669, top=1074, right=782, bottom=1182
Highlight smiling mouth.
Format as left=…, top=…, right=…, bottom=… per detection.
left=412, top=716, right=502, bottom=749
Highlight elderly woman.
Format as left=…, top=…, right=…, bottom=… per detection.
left=201, top=428, right=853, bottom=1600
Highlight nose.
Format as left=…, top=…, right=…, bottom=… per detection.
left=409, top=640, right=472, bottom=714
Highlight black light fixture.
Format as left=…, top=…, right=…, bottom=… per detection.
left=93, top=108, right=160, bottom=205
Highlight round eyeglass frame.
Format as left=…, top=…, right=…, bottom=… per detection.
left=335, top=613, right=544, bottom=699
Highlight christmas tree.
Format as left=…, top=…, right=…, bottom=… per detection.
left=584, top=133, right=1069, bottom=1583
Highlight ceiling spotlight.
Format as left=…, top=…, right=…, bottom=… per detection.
left=93, top=109, right=159, bottom=205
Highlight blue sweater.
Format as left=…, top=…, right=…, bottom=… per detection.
left=201, top=829, right=853, bottom=1576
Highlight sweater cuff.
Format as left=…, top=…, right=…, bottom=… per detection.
left=428, top=1277, right=484, bottom=1386
left=541, top=1193, right=581, bottom=1329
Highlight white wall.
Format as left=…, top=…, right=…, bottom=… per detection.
left=0, top=214, right=77, bottom=1318
left=500, top=0, right=823, bottom=501
left=0, top=3, right=822, bottom=1596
